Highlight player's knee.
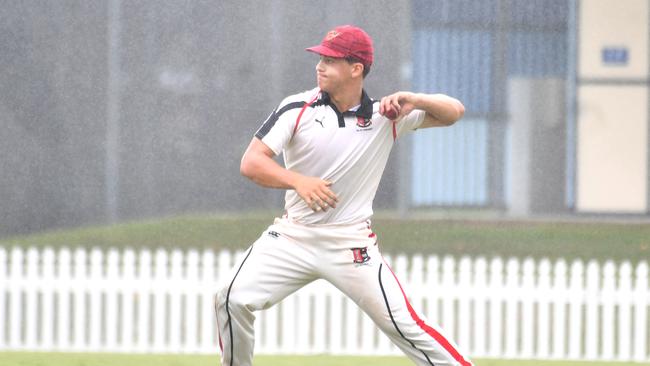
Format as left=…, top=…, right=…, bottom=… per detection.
left=214, top=284, right=230, bottom=311
left=215, top=284, right=247, bottom=312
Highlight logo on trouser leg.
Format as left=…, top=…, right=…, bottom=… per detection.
left=351, top=247, right=370, bottom=264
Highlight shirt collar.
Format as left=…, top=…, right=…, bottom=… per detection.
left=320, top=90, right=374, bottom=119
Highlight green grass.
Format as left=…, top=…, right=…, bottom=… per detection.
left=0, top=353, right=648, bottom=366
left=1, top=212, right=649, bottom=262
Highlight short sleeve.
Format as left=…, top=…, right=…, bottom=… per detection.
left=254, top=102, right=298, bottom=156
left=394, top=109, right=426, bottom=138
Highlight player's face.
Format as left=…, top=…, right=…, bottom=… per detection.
left=315, top=56, right=355, bottom=93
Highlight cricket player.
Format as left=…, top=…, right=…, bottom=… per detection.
left=215, top=25, right=472, bottom=366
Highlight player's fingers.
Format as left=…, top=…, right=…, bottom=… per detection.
left=319, top=180, right=338, bottom=201
left=390, top=98, right=401, bottom=113
left=318, top=193, right=337, bottom=208
left=308, top=199, right=322, bottom=212
left=321, top=186, right=339, bottom=203
left=379, top=97, right=389, bottom=113
left=310, top=194, right=328, bottom=211
left=380, top=96, right=401, bottom=118
left=379, top=98, right=387, bottom=114
left=316, top=199, right=327, bottom=211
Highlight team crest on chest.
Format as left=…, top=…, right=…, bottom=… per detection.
left=356, top=116, right=372, bottom=129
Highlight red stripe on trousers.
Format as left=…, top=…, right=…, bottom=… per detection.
left=384, top=260, right=472, bottom=366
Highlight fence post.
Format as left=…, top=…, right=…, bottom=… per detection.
left=169, top=249, right=183, bottom=352
left=537, top=259, right=551, bottom=358
left=9, top=248, right=23, bottom=349
left=73, top=248, right=87, bottom=351
left=202, top=249, right=218, bottom=353
left=552, top=259, right=568, bottom=359
left=41, top=247, right=55, bottom=350
left=568, top=260, right=584, bottom=359
left=601, top=261, right=616, bottom=360
left=185, top=250, right=199, bottom=353
left=457, top=256, right=472, bottom=350
left=505, top=258, right=520, bottom=357
left=441, top=256, right=456, bottom=341
left=57, top=248, right=72, bottom=351
left=585, top=260, right=600, bottom=359
left=472, top=257, right=487, bottom=357
left=0, top=247, right=6, bottom=350
left=425, top=255, right=440, bottom=327
left=153, top=249, right=168, bottom=352
left=633, top=261, right=648, bottom=361
left=89, top=248, right=103, bottom=351
left=520, top=258, right=535, bottom=358
left=122, top=249, right=135, bottom=352
left=106, top=249, right=120, bottom=351
left=488, top=257, right=503, bottom=358
left=24, top=248, right=39, bottom=350
left=136, top=249, right=152, bottom=352
left=410, top=254, right=425, bottom=324
left=618, top=261, right=632, bottom=360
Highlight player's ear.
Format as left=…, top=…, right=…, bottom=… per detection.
left=351, top=62, right=364, bottom=78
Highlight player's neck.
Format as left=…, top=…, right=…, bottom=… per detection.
left=327, top=82, right=363, bottom=113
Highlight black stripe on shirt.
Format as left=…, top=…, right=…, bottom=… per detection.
left=254, top=101, right=306, bottom=139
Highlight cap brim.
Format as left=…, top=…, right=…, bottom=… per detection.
left=305, top=44, right=346, bottom=58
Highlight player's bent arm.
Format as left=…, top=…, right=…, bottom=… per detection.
left=240, top=138, right=299, bottom=189
left=240, top=138, right=339, bottom=210
left=414, top=93, right=465, bottom=128
left=380, top=92, right=464, bottom=129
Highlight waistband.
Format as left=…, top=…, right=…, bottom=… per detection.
left=280, top=214, right=372, bottom=229
left=269, top=216, right=376, bottom=244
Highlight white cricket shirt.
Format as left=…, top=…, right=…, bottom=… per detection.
left=255, top=87, right=424, bottom=225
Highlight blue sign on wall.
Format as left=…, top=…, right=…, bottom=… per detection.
left=602, top=47, right=629, bottom=65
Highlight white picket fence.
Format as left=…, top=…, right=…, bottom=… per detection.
left=0, top=246, right=648, bottom=362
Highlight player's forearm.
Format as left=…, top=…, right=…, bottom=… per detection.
left=411, top=93, right=465, bottom=126
left=240, top=151, right=301, bottom=190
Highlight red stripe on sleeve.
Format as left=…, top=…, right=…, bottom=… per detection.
left=292, top=90, right=321, bottom=139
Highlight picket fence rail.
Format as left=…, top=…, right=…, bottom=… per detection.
left=0, top=246, right=648, bottom=362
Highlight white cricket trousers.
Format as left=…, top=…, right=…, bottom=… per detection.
left=214, top=217, right=473, bottom=366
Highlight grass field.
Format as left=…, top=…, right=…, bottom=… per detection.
left=1, top=212, right=649, bottom=262
left=1, top=353, right=648, bottom=366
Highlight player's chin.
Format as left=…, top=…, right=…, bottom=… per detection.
left=317, top=78, right=330, bottom=91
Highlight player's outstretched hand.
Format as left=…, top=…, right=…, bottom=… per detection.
left=293, top=176, right=338, bottom=212
left=380, top=91, right=416, bottom=120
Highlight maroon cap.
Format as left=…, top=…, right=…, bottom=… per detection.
left=306, top=25, right=374, bottom=67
